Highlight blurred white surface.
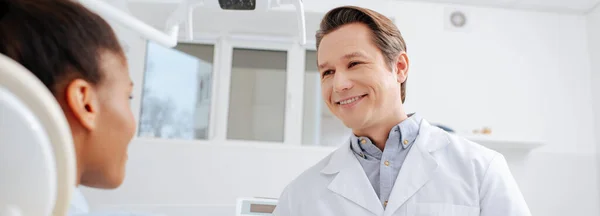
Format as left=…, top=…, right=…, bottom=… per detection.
left=0, top=54, right=75, bottom=215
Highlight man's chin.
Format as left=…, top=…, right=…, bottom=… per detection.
left=340, top=118, right=368, bottom=130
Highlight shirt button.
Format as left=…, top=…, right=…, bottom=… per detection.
left=384, top=200, right=388, bottom=207
left=384, top=160, right=390, bottom=166
left=360, top=139, right=367, bottom=144
left=403, top=139, right=409, bottom=145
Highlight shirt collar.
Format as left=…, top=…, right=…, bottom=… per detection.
left=398, top=113, right=421, bottom=149
left=350, top=113, right=422, bottom=159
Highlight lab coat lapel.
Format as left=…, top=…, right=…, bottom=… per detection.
left=384, top=120, right=447, bottom=216
left=321, top=141, right=384, bottom=216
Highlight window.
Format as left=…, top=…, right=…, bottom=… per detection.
left=138, top=42, right=214, bottom=140
left=227, top=48, right=287, bottom=142
left=302, top=51, right=351, bottom=146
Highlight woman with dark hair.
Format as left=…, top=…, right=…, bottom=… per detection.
left=1, top=0, right=137, bottom=214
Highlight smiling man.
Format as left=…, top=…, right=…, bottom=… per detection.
left=272, top=6, right=531, bottom=216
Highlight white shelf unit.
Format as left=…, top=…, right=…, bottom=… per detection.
left=460, top=134, right=545, bottom=150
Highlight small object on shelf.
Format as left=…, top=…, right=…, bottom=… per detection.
left=472, top=127, right=492, bottom=135
left=481, top=127, right=492, bottom=134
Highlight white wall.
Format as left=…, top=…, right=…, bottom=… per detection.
left=587, top=4, right=600, bottom=208
left=82, top=1, right=600, bottom=216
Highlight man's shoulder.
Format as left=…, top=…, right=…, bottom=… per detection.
left=433, top=128, right=502, bottom=174
left=424, top=120, right=499, bottom=163
left=446, top=132, right=499, bottom=159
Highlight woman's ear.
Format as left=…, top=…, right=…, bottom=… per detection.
left=395, top=52, right=409, bottom=84
left=64, top=79, right=99, bottom=131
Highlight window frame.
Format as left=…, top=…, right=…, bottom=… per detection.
left=132, top=38, right=219, bottom=140
left=218, top=37, right=306, bottom=145
left=133, top=35, right=311, bottom=145
left=176, top=37, right=221, bottom=142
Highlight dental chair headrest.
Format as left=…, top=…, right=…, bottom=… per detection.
left=0, top=54, right=76, bottom=216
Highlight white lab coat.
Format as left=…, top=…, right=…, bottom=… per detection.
left=273, top=120, right=531, bottom=216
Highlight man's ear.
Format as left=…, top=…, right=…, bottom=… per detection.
left=395, top=52, right=409, bottom=84
left=64, top=79, right=99, bottom=131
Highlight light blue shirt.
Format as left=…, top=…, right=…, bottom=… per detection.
left=68, top=187, right=164, bottom=216
left=350, top=113, right=422, bottom=208
left=69, top=187, right=90, bottom=215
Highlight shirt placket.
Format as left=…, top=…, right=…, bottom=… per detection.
left=380, top=129, right=401, bottom=208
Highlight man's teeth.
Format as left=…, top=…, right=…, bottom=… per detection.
left=339, top=96, right=362, bottom=105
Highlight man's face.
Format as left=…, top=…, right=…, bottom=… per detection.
left=317, top=23, right=405, bottom=131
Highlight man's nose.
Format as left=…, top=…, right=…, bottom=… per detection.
left=332, top=70, right=353, bottom=93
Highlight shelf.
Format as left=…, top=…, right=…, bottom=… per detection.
left=459, top=134, right=545, bottom=150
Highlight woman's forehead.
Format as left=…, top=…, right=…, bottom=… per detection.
left=98, top=51, right=129, bottom=83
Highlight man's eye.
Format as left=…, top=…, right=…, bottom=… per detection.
left=349, top=62, right=361, bottom=68
left=322, top=70, right=334, bottom=77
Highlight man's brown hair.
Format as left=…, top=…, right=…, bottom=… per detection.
left=316, top=6, right=408, bottom=103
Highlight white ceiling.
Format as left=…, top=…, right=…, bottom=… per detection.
left=123, top=0, right=600, bottom=32
left=118, top=0, right=600, bottom=45
left=397, top=0, right=600, bottom=14
left=124, top=0, right=600, bottom=15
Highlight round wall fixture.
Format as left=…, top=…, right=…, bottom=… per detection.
left=450, top=11, right=467, bottom=27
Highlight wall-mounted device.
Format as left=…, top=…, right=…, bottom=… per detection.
left=444, top=7, right=471, bottom=32
left=80, top=0, right=306, bottom=48
left=236, top=197, right=278, bottom=216
left=450, top=10, right=467, bottom=27
left=219, top=0, right=256, bottom=10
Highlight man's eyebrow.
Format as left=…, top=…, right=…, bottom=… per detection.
left=318, top=62, right=330, bottom=70
left=342, top=52, right=367, bottom=60
left=318, top=52, right=367, bottom=70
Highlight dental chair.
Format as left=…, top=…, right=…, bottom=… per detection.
left=0, top=54, right=77, bottom=216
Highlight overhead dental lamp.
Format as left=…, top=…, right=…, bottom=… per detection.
left=0, top=54, right=76, bottom=216
left=79, top=0, right=307, bottom=47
